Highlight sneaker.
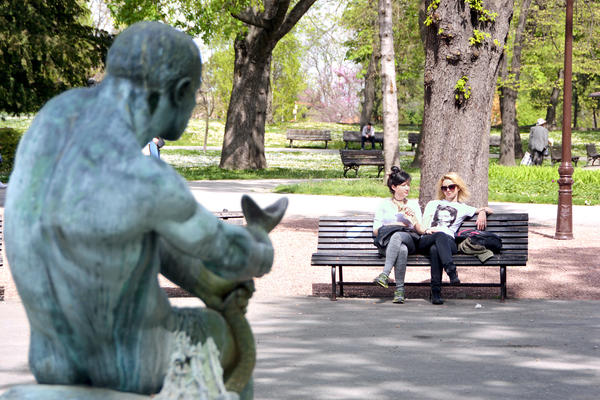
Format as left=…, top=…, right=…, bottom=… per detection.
left=392, top=289, right=405, bottom=304
left=448, top=271, right=461, bottom=285
left=373, top=273, right=389, bottom=288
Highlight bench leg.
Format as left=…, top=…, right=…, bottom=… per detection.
left=377, top=166, right=384, bottom=178
left=289, top=139, right=293, bottom=148
left=331, top=267, right=337, bottom=301
left=339, top=267, right=344, bottom=297
left=500, top=266, right=507, bottom=301
left=324, top=141, right=328, bottom=149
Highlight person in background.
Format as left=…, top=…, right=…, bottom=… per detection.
left=418, top=172, right=492, bottom=305
left=361, top=121, right=375, bottom=150
left=529, top=118, right=553, bottom=166
left=372, top=167, right=426, bottom=304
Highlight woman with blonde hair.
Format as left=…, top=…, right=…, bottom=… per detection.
left=418, top=172, right=492, bottom=304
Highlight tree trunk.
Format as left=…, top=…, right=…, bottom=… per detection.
left=378, top=0, right=399, bottom=177
left=360, top=51, right=377, bottom=127
left=545, top=69, right=563, bottom=129
left=220, top=32, right=271, bottom=169
left=420, top=0, right=514, bottom=208
left=499, top=0, right=532, bottom=165
left=219, top=0, right=318, bottom=170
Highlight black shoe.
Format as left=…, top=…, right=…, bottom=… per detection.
left=430, top=289, right=444, bottom=305
left=448, top=271, right=461, bottom=285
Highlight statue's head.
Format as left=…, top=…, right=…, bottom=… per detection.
left=106, top=21, right=202, bottom=141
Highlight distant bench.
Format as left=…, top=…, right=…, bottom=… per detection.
left=339, top=149, right=384, bottom=178
left=408, top=133, right=501, bottom=151
left=311, top=213, right=529, bottom=301
left=286, top=129, right=331, bottom=148
left=550, top=144, right=580, bottom=167
left=342, top=131, right=384, bottom=149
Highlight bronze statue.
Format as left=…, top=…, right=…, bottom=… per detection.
left=4, top=21, right=285, bottom=399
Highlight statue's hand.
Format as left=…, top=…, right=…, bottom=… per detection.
left=241, top=195, right=288, bottom=234
left=239, top=195, right=288, bottom=278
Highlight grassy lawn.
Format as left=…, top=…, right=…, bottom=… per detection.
left=2, top=117, right=598, bottom=205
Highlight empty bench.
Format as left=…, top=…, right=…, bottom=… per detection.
left=342, top=131, right=384, bottom=149
left=311, top=213, right=528, bottom=301
left=286, top=129, right=331, bottom=148
left=339, top=149, right=384, bottom=178
left=550, top=144, right=580, bottom=166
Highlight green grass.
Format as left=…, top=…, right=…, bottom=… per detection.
left=2, top=116, right=599, bottom=205
left=276, top=163, right=600, bottom=206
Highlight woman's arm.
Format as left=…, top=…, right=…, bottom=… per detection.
left=475, top=206, right=493, bottom=230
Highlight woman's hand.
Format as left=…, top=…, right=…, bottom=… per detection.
left=476, top=210, right=487, bottom=230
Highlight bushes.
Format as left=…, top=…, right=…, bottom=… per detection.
left=0, top=127, right=24, bottom=181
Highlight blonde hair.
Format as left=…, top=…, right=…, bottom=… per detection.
left=436, top=172, right=470, bottom=202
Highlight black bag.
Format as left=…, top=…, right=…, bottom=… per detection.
left=455, top=229, right=502, bottom=252
left=374, top=225, right=419, bottom=257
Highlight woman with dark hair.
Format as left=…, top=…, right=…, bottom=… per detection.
left=372, top=166, right=426, bottom=303
left=419, top=172, right=493, bottom=305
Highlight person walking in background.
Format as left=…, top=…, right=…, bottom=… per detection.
left=419, top=172, right=493, bottom=305
left=361, top=121, right=376, bottom=150
left=372, top=167, right=426, bottom=304
left=529, top=118, right=553, bottom=166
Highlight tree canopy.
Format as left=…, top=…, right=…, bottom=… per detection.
left=0, top=0, right=112, bottom=114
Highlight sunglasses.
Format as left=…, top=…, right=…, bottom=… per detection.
left=441, top=184, right=457, bottom=191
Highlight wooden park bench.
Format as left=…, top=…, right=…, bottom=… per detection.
left=550, top=144, right=580, bottom=166
left=586, top=143, right=600, bottom=166
left=408, top=132, right=420, bottom=150
left=342, top=131, right=384, bottom=149
left=286, top=129, right=331, bottom=148
left=311, top=213, right=528, bottom=301
left=339, top=149, right=384, bottom=178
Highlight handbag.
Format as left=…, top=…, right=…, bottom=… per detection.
left=373, top=225, right=419, bottom=257
left=456, top=229, right=502, bottom=252
left=520, top=151, right=532, bottom=166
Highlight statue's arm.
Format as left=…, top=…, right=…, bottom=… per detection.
left=155, top=202, right=274, bottom=282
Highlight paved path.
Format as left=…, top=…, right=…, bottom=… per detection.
left=186, top=179, right=600, bottom=229
left=2, top=297, right=600, bottom=400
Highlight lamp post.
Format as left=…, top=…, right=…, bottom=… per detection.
left=555, top=0, right=574, bottom=240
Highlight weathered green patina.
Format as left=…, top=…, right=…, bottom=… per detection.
left=3, top=21, right=286, bottom=400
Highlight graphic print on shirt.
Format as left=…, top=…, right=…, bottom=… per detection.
left=431, top=205, right=458, bottom=229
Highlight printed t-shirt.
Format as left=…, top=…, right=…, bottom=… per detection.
left=422, top=200, right=477, bottom=237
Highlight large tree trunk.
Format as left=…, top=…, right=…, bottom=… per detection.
left=220, top=32, right=271, bottom=169
left=499, top=0, right=532, bottom=165
left=219, top=0, right=318, bottom=170
left=420, top=0, right=514, bottom=208
left=378, top=0, right=399, bottom=176
left=545, top=69, right=563, bottom=129
left=360, top=51, right=377, bottom=127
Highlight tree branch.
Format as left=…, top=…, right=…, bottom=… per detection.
left=231, top=8, right=269, bottom=29
left=273, top=0, right=318, bottom=41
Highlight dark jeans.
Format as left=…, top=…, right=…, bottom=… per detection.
left=532, top=149, right=544, bottom=165
left=417, top=232, right=457, bottom=288
left=361, top=135, right=375, bottom=149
